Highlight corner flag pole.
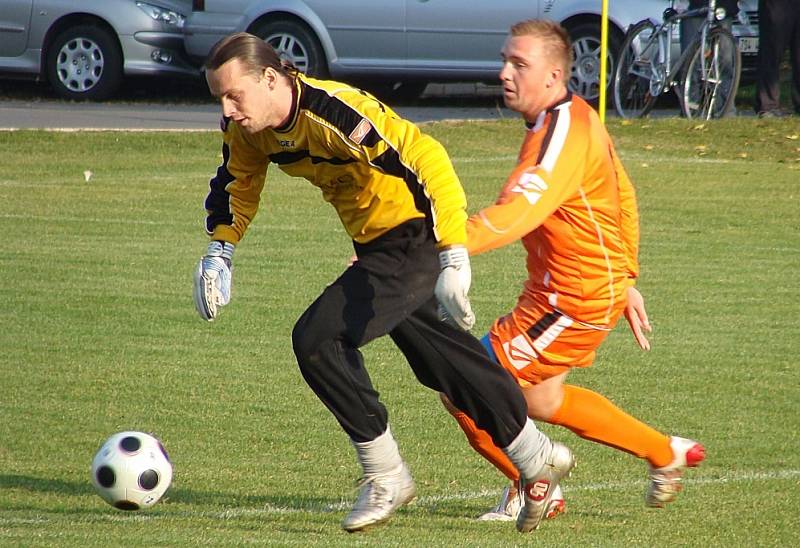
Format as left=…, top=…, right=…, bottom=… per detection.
left=599, top=0, right=609, bottom=123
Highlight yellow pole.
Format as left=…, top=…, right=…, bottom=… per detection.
left=599, top=0, right=609, bottom=124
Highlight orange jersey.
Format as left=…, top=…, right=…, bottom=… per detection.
left=467, top=94, right=639, bottom=327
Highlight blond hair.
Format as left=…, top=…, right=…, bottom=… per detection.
left=510, top=19, right=572, bottom=83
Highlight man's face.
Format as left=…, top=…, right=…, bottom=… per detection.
left=499, top=34, right=562, bottom=120
left=206, top=58, right=274, bottom=133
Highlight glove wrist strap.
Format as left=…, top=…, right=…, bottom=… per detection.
left=438, top=246, right=468, bottom=269
left=207, top=241, right=235, bottom=264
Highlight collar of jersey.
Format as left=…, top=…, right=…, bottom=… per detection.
left=525, top=91, right=573, bottom=131
left=274, top=76, right=302, bottom=133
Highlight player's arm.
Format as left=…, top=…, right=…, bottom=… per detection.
left=611, top=144, right=640, bottom=281
left=204, top=120, right=269, bottom=244
left=194, top=120, right=268, bottom=321
left=339, top=92, right=468, bottom=248
left=609, top=142, right=651, bottom=348
left=467, top=117, right=585, bottom=256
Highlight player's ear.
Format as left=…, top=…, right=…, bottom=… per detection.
left=262, top=67, right=278, bottom=90
left=547, top=67, right=562, bottom=88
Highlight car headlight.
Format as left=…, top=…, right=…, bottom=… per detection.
left=136, top=2, right=186, bottom=29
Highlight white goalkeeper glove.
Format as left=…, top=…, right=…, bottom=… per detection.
left=193, top=241, right=235, bottom=321
left=434, top=246, right=476, bottom=331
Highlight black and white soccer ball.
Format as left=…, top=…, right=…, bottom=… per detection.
left=91, top=431, right=173, bottom=511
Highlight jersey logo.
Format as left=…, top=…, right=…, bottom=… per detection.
left=524, top=480, right=550, bottom=501
left=349, top=118, right=372, bottom=144
left=277, top=139, right=295, bottom=148
left=501, top=334, right=538, bottom=370
left=512, top=170, right=548, bottom=205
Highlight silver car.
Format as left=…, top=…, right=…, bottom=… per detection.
left=183, top=0, right=758, bottom=101
left=0, top=0, right=197, bottom=100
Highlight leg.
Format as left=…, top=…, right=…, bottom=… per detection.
left=437, top=333, right=520, bottom=483
left=439, top=392, right=519, bottom=483
left=291, top=221, right=438, bottom=531
left=391, top=301, right=574, bottom=532
left=292, top=222, right=440, bottom=442
left=790, top=9, right=800, bottom=113
left=482, top=306, right=703, bottom=507
left=756, top=0, right=788, bottom=113
left=541, top=380, right=673, bottom=467
left=440, top=392, right=566, bottom=522
left=291, top=264, right=390, bottom=443
left=389, top=297, right=531, bottom=449
left=517, top=326, right=705, bottom=508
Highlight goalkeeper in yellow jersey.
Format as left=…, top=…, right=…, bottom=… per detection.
left=192, top=32, right=573, bottom=534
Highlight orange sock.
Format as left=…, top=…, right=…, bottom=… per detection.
left=548, top=384, right=673, bottom=468
left=448, top=409, right=520, bottom=482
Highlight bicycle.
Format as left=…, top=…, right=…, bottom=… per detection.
left=613, top=0, right=741, bottom=119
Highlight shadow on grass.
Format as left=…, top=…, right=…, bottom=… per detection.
left=0, top=473, right=345, bottom=515
left=0, top=473, right=95, bottom=496
left=166, top=486, right=348, bottom=513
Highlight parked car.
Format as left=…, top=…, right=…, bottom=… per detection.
left=728, top=1, right=760, bottom=81
left=0, top=0, right=197, bottom=100
left=184, top=0, right=757, bottom=101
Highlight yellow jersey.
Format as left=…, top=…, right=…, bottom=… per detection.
left=204, top=73, right=467, bottom=248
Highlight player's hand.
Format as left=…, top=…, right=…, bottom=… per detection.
left=193, top=241, right=235, bottom=321
left=624, top=286, right=651, bottom=351
left=434, top=246, right=476, bottom=331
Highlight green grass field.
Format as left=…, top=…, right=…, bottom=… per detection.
left=1, top=118, right=798, bottom=546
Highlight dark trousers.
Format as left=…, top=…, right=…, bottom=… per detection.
left=291, top=219, right=527, bottom=446
left=756, top=0, right=800, bottom=113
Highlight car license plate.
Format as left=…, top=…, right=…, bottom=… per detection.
left=738, top=37, right=758, bottom=54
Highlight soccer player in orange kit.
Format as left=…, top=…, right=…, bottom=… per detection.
left=440, top=19, right=706, bottom=521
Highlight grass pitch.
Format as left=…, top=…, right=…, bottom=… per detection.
left=1, top=118, right=798, bottom=546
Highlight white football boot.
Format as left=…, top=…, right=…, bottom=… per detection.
left=478, top=482, right=565, bottom=521
left=342, top=463, right=416, bottom=532
left=516, top=442, right=576, bottom=532
left=646, top=436, right=706, bottom=507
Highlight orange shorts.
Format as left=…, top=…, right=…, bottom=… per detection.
left=487, top=304, right=622, bottom=387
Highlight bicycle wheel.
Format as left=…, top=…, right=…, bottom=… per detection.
left=613, top=20, right=661, bottom=118
left=680, top=26, right=741, bottom=119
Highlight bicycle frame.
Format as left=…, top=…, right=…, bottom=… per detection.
left=642, top=0, right=719, bottom=96
left=615, top=0, right=739, bottom=119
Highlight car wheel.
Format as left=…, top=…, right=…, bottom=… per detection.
left=252, top=19, right=328, bottom=78
left=566, top=22, right=621, bottom=103
left=46, top=25, right=122, bottom=101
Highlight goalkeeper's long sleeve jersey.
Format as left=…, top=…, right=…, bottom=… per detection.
left=203, top=73, right=467, bottom=248
left=466, top=93, right=640, bottom=327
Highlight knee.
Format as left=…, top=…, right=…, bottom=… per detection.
left=523, top=387, right=565, bottom=422
left=291, top=312, right=326, bottom=367
left=526, top=399, right=559, bottom=421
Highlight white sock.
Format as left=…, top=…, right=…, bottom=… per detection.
left=351, top=425, right=403, bottom=477
left=502, top=419, right=551, bottom=480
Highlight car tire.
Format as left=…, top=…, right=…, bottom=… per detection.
left=565, top=22, right=622, bottom=103
left=46, top=25, right=123, bottom=101
left=252, top=19, right=328, bottom=78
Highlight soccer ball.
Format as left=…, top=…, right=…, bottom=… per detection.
left=90, top=431, right=173, bottom=511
